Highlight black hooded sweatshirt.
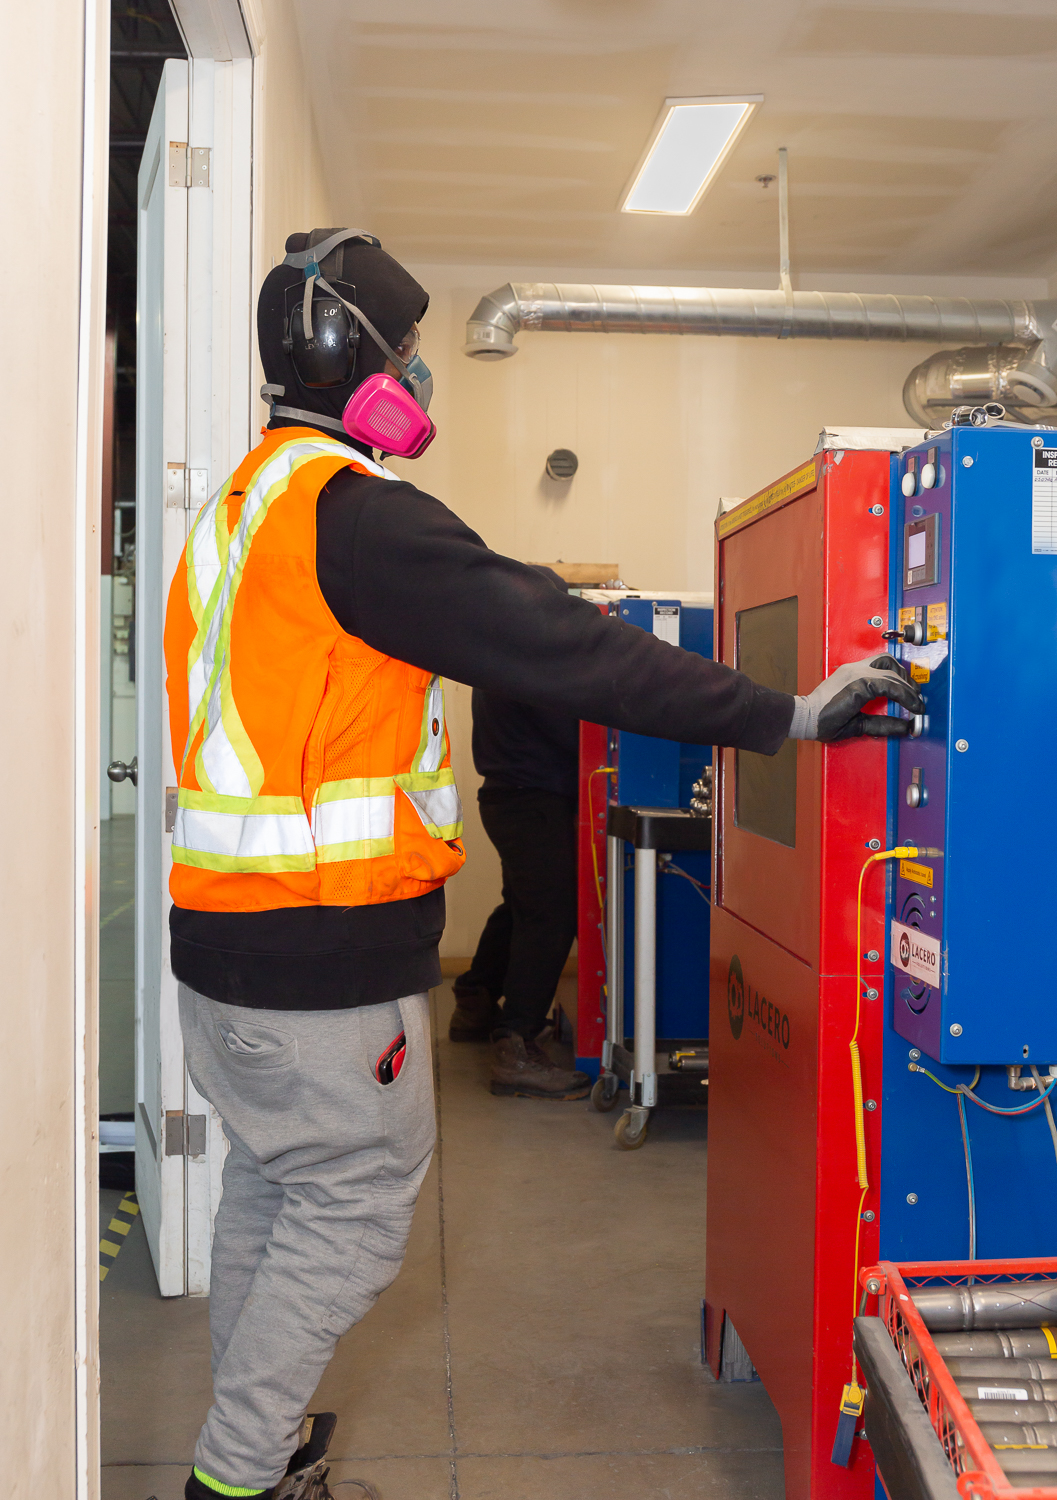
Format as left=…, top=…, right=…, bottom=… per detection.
left=169, top=231, right=795, bottom=1010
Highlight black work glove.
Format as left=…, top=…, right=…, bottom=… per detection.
left=788, top=654, right=925, bottom=741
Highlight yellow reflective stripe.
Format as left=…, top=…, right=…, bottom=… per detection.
left=172, top=848, right=317, bottom=873
left=316, top=837, right=396, bottom=864
left=314, top=776, right=395, bottom=805
left=184, top=438, right=356, bottom=799
left=411, top=675, right=447, bottom=774
left=394, top=773, right=463, bottom=839
left=186, top=477, right=232, bottom=631
left=399, top=768, right=456, bottom=792
left=178, top=789, right=306, bottom=816
left=173, top=805, right=314, bottom=861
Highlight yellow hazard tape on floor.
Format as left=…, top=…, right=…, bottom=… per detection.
left=99, top=1193, right=139, bottom=1281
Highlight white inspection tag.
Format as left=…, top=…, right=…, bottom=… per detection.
left=652, top=603, right=680, bottom=646
left=976, top=1386, right=1029, bottom=1400
left=1032, top=445, right=1057, bottom=554
left=891, top=921, right=941, bottom=988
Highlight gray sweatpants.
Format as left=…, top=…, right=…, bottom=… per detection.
left=178, top=984, right=436, bottom=1491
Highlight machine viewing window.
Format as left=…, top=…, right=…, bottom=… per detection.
left=735, top=596, right=798, bottom=847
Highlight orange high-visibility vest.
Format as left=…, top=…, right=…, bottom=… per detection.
left=163, top=427, right=465, bottom=913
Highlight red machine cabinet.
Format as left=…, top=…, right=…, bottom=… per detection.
left=705, top=449, right=893, bottom=1500
left=573, top=719, right=610, bottom=1069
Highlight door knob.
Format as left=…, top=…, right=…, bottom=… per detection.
left=107, top=756, right=138, bottom=786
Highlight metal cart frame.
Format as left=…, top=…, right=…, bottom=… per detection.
left=592, top=805, right=711, bottom=1148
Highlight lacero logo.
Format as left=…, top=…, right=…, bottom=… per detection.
left=728, top=954, right=745, bottom=1040
left=727, top=953, right=791, bottom=1053
left=899, top=931, right=912, bottom=967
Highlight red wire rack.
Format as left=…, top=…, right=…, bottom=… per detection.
left=861, top=1259, right=1057, bottom=1500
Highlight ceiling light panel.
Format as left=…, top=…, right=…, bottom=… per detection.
left=622, top=96, right=762, bottom=215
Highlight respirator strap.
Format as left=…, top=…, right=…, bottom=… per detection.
left=281, top=228, right=380, bottom=271
left=271, top=404, right=348, bottom=435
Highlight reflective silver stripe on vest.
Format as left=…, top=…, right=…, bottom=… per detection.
left=311, top=792, right=396, bottom=850
left=400, top=781, right=463, bottom=838
left=173, top=805, right=315, bottom=860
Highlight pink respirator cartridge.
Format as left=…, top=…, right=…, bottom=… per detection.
left=342, top=374, right=435, bottom=459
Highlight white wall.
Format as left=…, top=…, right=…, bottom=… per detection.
left=389, top=264, right=996, bottom=956
left=0, top=0, right=109, bottom=1493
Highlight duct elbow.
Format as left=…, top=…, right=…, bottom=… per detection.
left=903, top=340, right=1057, bottom=427
left=463, top=284, right=521, bottom=360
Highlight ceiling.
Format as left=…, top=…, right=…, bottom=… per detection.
left=294, top=0, right=1057, bottom=279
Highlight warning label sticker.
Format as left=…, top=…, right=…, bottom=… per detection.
left=977, top=1386, right=1029, bottom=1401
left=926, top=602, right=947, bottom=641
left=1032, top=446, right=1057, bottom=554
left=891, top=921, right=941, bottom=988
left=900, top=860, right=934, bottom=888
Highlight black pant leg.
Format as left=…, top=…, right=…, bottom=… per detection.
left=460, top=895, right=513, bottom=1000
left=477, top=789, right=578, bottom=1039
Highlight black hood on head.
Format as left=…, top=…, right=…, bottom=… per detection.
left=258, top=228, right=429, bottom=432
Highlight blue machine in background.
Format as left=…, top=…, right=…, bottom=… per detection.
left=880, top=420, right=1057, bottom=1263
left=610, top=597, right=713, bottom=1045
left=591, top=596, right=713, bottom=1145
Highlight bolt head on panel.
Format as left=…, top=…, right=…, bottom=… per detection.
left=950, top=1023, right=963, bottom=1037
left=906, top=1193, right=918, bottom=1205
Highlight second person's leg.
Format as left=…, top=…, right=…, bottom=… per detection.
left=479, top=789, right=587, bottom=1099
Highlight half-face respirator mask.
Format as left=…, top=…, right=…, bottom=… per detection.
left=262, top=228, right=436, bottom=459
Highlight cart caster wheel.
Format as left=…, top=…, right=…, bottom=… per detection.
left=615, top=1110, right=649, bottom=1150
left=591, top=1076, right=620, bottom=1113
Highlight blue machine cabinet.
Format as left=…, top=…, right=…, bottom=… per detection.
left=592, top=597, right=713, bottom=1144
left=880, top=422, right=1057, bottom=1267
left=610, top=597, right=713, bottom=1044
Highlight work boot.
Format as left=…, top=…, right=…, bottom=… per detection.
left=449, top=977, right=500, bottom=1042
left=274, top=1412, right=378, bottom=1500
left=490, top=1031, right=591, bottom=1100
left=184, top=1414, right=378, bottom=1500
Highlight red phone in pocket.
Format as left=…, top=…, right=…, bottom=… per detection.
left=375, top=1032, right=406, bottom=1085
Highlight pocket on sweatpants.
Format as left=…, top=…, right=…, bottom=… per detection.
left=213, top=1019, right=299, bottom=1070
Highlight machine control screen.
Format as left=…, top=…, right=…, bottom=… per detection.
left=905, top=514, right=940, bottom=589
left=735, top=596, right=798, bottom=847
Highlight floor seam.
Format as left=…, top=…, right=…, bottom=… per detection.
left=430, top=988, right=460, bottom=1500
left=102, top=1446, right=785, bottom=1467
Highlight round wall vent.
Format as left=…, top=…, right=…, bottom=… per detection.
left=545, top=449, right=578, bottom=481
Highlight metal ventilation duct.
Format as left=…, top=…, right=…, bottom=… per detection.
left=463, top=283, right=1057, bottom=427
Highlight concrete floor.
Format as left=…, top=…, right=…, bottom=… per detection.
left=100, top=985, right=784, bottom=1500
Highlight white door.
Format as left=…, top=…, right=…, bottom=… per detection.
left=135, top=58, right=229, bottom=1296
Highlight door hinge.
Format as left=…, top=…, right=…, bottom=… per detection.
left=166, top=463, right=210, bottom=509
left=164, top=1110, right=207, bottom=1158
left=165, top=787, right=178, bottom=834
left=168, top=142, right=211, bottom=188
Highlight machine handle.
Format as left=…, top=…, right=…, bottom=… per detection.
left=107, top=756, right=138, bottom=787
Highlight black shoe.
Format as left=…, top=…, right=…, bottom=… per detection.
left=274, top=1413, right=379, bottom=1500
left=449, top=978, right=500, bottom=1042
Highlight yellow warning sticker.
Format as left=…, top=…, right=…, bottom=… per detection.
left=716, top=459, right=818, bottom=538
left=909, top=661, right=930, bottom=684
left=900, top=860, right=933, bottom=888
left=927, top=602, right=947, bottom=641
left=899, top=607, right=916, bottom=630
